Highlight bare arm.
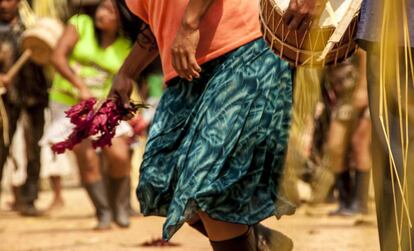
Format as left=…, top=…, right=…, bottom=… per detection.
left=353, top=49, right=368, bottom=108
left=181, top=0, right=216, bottom=30
left=171, top=0, right=217, bottom=81
left=51, top=24, right=91, bottom=100
left=355, top=49, right=367, bottom=91
left=109, top=27, right=159, bottom=107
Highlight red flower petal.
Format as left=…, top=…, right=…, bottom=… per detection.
left=52, top=98, right=141, bottom=154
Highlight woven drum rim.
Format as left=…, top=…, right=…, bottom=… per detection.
left=260, top=0, right=359, bottom=29
left=259, top=0, right=359, bottom=65
left=260, top=17, right=358, bottom=56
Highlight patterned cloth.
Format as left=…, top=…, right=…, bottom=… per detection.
left=137, top=39, right=294, bottom=240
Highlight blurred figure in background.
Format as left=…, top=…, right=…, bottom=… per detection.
left=318, top=50, right=372, bottom=216
left=45, top=0, right=133, bottom=230
left=282, top=52, right=371, bottom=217
left=26, top=0, right=75, bottom=215
left=0, top=0, right=49, bottom=216
left=0, top=0, right=48, bottom=216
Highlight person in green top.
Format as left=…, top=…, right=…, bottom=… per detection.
left=47, top=0, right=133, bottom=230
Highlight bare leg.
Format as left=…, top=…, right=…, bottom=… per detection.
left=73, top=140, right=112, bottom=230
left=46, top=176, right=64, bottom=212
left=352, top=116, right=372, bottom=172
left=198, top=211, right=248, bottom=241
left=103, top=137, right=131, bottom=178
left=188, top=215, right=293, bottom=251
left=7, top=186, right=20, bottom=211
left=350, top=115, right=372, bottom=214
left=198, top=212, right=256, bottom=251
left=311, top=120, right=350, bottom=204
left=73, top=140, right=101, bottom=184
left=103, top=137, right=132, bottom=228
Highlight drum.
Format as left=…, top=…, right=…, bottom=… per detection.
left=260, top=0, right=362, bottom=66
left=0, top=17, right=63, bottom=93
left=22, top=17, right=64, bottom=65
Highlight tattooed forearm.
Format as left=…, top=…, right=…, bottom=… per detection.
left=136, top=24, right=157, bottom=51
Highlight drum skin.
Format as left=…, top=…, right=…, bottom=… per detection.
left=260, top=0, right=359, bottom=67
left=21, top=18, right=64, bottom=65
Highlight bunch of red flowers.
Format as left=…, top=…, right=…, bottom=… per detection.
left=52, top=98, right=144, bottom=154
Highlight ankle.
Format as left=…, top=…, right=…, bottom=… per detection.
left=207, top=225, right=249, bottom=242
left=210, top=227, right=257, bottom=251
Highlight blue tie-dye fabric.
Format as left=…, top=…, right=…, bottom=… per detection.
left=136, top=39, right=294, bottom=240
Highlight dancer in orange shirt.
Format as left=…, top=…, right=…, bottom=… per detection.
left=111, top=1, right=294, bottom=250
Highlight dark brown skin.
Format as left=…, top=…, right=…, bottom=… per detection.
left=170, top=0, right=218, bottom=81
left=0, top=0, right=19, bottom=23
left=108, top=28, right=159, bottom=108
left=282, top=0, right=326, bottom=33
left=109, top=0, right=218, bottom=109
left=51, top=0, right=119, bottom=101
left=0, top=0, right=19, bottom=87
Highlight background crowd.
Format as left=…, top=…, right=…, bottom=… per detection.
left=0, top=0, right=373, bottom=243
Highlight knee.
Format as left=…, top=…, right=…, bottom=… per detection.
left=79, top=164, right=100, bottom=184
left=74, top=150, right=100, bottom=182
left=105, top=139, right=131, bottom=167
left=323, top=151, right=346, bottom=174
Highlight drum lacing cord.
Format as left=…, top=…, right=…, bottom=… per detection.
left=259, top=0, right=357, bottom=66
left=260, top=11, right=355, bottom=64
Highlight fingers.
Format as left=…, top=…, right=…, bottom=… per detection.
left=282, top=9, right=294, bottom=26
left=298, top=17, right=312, bottom=33
left=109, top=88, right=133, bottom=120
left=188, top=53, right=201, bottom=78
left=171, top=48, right=201, bottom=81
left=119, top=91, right=132, bottom=109
left=288, top=15, right=306, bottom=31
left=283, top=8, right=307, bottom=31
left=118, top=80, right=133, bottom=109
left=171, top=49, right=184, bottom=79
left=111, top=87, right=131, bottom=109
left=109, top=75, right=132, bottom=109
left=282, top=0, right=317, bottom=32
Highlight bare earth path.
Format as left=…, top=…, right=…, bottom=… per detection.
left=0, top=188, right=379, bottom=251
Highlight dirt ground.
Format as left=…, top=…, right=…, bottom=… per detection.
left=0, top=188, right=380, bottom=251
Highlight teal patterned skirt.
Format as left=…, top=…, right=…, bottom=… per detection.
left=137, top=38, right=294, bottom=240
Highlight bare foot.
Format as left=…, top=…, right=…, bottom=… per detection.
left=45, top=199, right=65, bottom=213
left=6, top=201, right=19, bottom=212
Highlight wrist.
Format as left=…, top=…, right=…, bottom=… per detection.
left=181, top=15, right=200, bottom=31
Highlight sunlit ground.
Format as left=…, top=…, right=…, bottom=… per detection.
left=0, top=187, right=379, bottom=251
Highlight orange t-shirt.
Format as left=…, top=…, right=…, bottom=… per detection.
left=126, top=0, right=262, bottom=82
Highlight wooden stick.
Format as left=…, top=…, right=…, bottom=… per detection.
left=0, top=96, right=9, bottom=146
left=325, top=2, right=339, bottom=27
left=5, top=49, right=32, bottom=82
